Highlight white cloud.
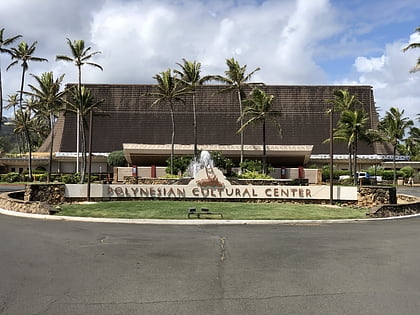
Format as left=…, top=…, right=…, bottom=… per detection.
left=349, top=39, right=420, bottom=122
left=0, top=0, right=419, bottom=124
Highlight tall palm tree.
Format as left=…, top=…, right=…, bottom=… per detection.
left=7, top=41, right=47, bottom=180
left=402, top=26, right=420, bottom=73
left=327, top=89, right=362, bottom=174
left=174, top=59, right=214, bottom=159
left=238, top=87, right=281, bottom=174
left=335, top=109, right=370, bottom=185
left=212, top=58, right=260, bottom=170
left=12, top=108, right=35, bottom=180
left=56, top=38, right=102, bottom=176
left=148, top=69, right=190, bottom=175
left=0, top=28, right=21, bottom=127
left=379, top=107, right=414, bottom=185
left=7, top=41, right=48, bottom=112
left=64, top=86, right=103, bottom=183
left=25, top=72, right=66, bottom=182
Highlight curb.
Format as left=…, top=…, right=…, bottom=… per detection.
left=2, top=207, right=420, bottom=225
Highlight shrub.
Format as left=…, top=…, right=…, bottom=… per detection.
left=61, top=173, right=81, bottom=184
left=165, top=156, right=193, bottom=175
left=238, top=171, right=273, bottom=179
left=210, top=151, right=234, bottom=170
left=107, top=150, right=127, bottom=167
left=400, top=166, right=414, bottom=179
left=2, top=172, right=23, bottom=183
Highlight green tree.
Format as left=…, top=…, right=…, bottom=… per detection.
left=6, top=41, right=47, bottom=180
left=107, top=150, right=127, bottom=167
left=378, top=107, right=414, bottom=185
left=405, top=126, right=420, bottom=159
left=212, top=58, right=260, bottom=171
left=335, top=109, right=370, bottom=184
left=12, top=109, right=35, bottom=180
left=25, top=72, right=66, bottom=181
left=238, top=87, right=281, bottom=174
left=327, top=89, right=362, bottom=174
left=7, top=41, right=48, bottom=112
left=402, top=26, right=420, bottom=73
left=56, top=38, right=102, bottom=176
left=174, top=59, right=213, bottom=159
left=148, top=69, right=190, bottom=175
left=64, top=86, right=103, bottom=182
left=0, top=28, right=21, bottom=125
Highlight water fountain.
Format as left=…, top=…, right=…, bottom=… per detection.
left=188, top=151, right=214, bottom=178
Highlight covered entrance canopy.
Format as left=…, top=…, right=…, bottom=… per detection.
left=123, top=143, right=313, bottom=167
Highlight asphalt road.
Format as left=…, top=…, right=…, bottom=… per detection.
left=1, top=214, right=420, bottom=315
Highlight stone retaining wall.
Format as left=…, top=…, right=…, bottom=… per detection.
left=357, top=186, right=397, bottom=207
left=0, top=191, right=55, bottom=215
left=24, top=183, right=66, bottom=205
left=368, top=201, right=420, bottom=218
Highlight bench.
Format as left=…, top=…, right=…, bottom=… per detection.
left=187, top=207, right=224, bottom=219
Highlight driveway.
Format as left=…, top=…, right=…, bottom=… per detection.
left=1, top=214, right=420, bottom=314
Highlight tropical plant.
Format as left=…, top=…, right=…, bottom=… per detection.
left=147, top=69, right=190, bottom=174
left=334, top=109, right=370, bottom=185
left=0, top=28, right=21, bottom=125
left=25, top=72, right=66, bottom=181
left=56, top=38, right=103, bottom=177
left=174, top=59, right=213, bottom=159
left=402, top=26, right=420, bottom=73
left=6, top=41, right=47, bottom=180
left=238, top=87, right=281, bottom=174
left=378, top=107, right=414, bottom=185
left=64, top=86, right=103, bottom=182
left=11, top=109, right=35, bottom=180
left=212, top=58, right=260, bottom=171
left=107, top=150, right=127, bottom=167
left=7, top=41, right=48, bottom=112
left=325, top=89, right=362, bottom=174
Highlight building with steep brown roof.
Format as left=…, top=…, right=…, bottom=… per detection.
left=35, top=84, right=392, bottom=174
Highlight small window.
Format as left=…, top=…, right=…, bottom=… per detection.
left=11, top=167, right=15, bottom=172
left=19, top=168, right=23, bottom=173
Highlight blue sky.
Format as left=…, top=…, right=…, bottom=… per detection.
left=1, top=0, right=419, bottom=121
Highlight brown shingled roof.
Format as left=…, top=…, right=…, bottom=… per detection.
left=41, top=84, right=392, bottom=156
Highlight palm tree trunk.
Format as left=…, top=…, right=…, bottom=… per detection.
left=353, top=138, right=358, bottom=186
left=237, top=90, right=244, bottom=173
left=23, top=125, right=33, bottom=181
left=18, top=66, right=26, bottom=111
left=262, top=118, right=267, bottom=175
left=393, top=146, right=397, bottom=185
left=192, top=94, right=198, bottom=160
left=170, top=103, right=175, bottom=175
left=48, top=114, right=54, bottom=182
left=80, top=117, right=86, bottom=183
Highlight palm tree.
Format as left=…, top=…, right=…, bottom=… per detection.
left=335, top=109, right=370, bottom=185
left=64, top=86, right=103, bottom=183
left=327, top=89, right=362, bottom=175
left=7, top=41, right=47, bottom=180
left=402, top=26, right=420, bottom=73
left=7, top=41, right=48, bottom=112
left=56, top=38, right=102, bottom=176
left=0, top=28, right=21, bottom=127
left=379, top=107, right=414, bottom=185
left=238, top=87, right=281, bottom=174
left=12, top=108, right=35, bottom=180
left=25, top=72, right=66, bottom=182
left=148, top=69, right=190, bottom=175
left=212, top=58, right=260, bottom=171
left=174, top=59, right=214, bottom=159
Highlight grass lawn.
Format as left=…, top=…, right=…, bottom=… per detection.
left=58, top=200, right=368, bottom=220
